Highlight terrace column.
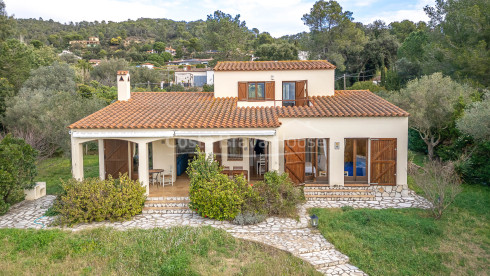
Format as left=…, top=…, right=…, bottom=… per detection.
left=138, top=142, right=150, bottom=195
left=204, top=140, right=214, bottom=158
left=71, top=137, right=84, bottom=181
left=98, top=139, right=105, bottom=180
left=270, top=138, right=280, bottom=171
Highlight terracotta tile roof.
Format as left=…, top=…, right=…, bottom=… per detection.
left=69, top=92, right=281, bottom=129
left=275, top=90, right=409, bottom=118
left=214, top=60, right=336, bottom=71
left=69, top=90, right=408, bottom=130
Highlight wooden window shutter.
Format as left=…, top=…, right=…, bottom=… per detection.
left=295, top=80, right=306, bottom=106
left=370, top=138, right=397, bottom=185
left=238, top=82, right=247, bottom=100
left=265, top=81, right=275, bottom=100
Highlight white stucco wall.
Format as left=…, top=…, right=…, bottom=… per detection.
left=276, top=117, right=408, bottom=186
left=152, top=139, right=177, bottom=182
left=214, top=69, right=335, bottom=107
left=71, top=116, right=408, bottom=190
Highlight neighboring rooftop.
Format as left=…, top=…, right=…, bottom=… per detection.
left=69, top=90, right=408, bottom=130
left=214, top=60, right=336, bottom=71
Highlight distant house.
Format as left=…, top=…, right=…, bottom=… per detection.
left=167, top=58, right=213, bottom=66
left=165, top=46, right=176, bottom=56
left=89, top=59, right=102, bottom=66
left=58, top=50, right=82, bottom=60
left=141, top=63, right=155, bottom=69
left=69, top=37, right=100, bottom=48
left=298, top=51, right=309, bottom=60
left=174, top=67, right=214, bottom=87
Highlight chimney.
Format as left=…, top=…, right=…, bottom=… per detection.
left=117, top=70, right=130, bottom=101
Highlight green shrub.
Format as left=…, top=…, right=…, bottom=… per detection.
left=55, top=174, right=146, bottom=225
left=253, top=171, right=305, bottom=218
left=187, top=150, right=253, bottom=220
left=0, top=134, right=38, bottom=215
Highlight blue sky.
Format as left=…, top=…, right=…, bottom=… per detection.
left=7, top=0, right=433, bottom=37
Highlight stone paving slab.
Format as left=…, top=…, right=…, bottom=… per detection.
left=0, top=191, right=431, bottom=276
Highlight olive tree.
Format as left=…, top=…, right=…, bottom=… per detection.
left=457, top=92, right=490, bottom=142
left=3, top=89, right=105, bottom=157
left=0, top=134, right=37, bottom=215
left=391, top=73, right=472, bottom=159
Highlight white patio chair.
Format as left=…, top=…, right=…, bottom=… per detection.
left=162, top=166, right=174, bottom=187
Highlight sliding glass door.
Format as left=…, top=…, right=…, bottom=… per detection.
left=344, top=138, right=368, bottom=183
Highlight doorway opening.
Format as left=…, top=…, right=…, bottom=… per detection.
left=344, top=138, right=368, bottom=183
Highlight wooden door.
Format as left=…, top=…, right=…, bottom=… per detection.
left=370, top=138, right=397, bottom=185
left=295, top=80, right=306, bottom=106
left=213, top=141, right=222, bottom=165
left=104, top=139, right=129, bottom=179
left=284, top=139, right=305, bottom=184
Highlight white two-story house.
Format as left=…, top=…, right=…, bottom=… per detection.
left=69, top=60, right=409, bottom=199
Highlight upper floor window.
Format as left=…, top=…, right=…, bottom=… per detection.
left=248, top=82, right=265, bottom=100
left=238, top=81, right=275, bottom=101
left=282, top=82, right=296, bottom=107
left=281, top=80, right=307, bottom=107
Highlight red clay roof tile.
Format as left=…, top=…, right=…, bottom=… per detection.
left=68, top=90, right=408, bottom=129
left=214, top=60, right=336, bottom=71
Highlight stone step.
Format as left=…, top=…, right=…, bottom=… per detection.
left=142, top=206, right=195, bottom=214
left=344, top=183, right=370, bottom=187
left=304, top=183, right=331, bottom=187
left=144, top=202, right=189, bottom=208
left=305, top=194, right=375, bottom=198
left=304, top=188, right=373, bottom=193
left=146, top=196, right=190, bottom=201
left=299, top=249, right=349, bottom=269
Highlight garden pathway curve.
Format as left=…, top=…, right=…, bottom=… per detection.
left=0, top=192, right=430, bottom=276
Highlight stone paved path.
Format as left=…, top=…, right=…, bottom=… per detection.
left=0, top=192, right=430, bottom=276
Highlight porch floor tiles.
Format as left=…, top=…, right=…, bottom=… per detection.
left=0, top=193, right=431, bottom=276
left=149, top=176, right=190, bottom=198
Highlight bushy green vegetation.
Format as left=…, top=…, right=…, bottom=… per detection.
left=253, top=171, right=305, bottom=218
left=55, top=174, right=146, bottom=225
left=187, top=150, right=259, bottom=221
left=35, top=154, right=99, bottom=195
left=0, top=134, right=38, bottom=214
left=311, top=185, right=490, bottom=275
left=0, top=226, right=321, bottom=275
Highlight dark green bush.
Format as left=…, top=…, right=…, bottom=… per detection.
left=253, top=171, right=305, bottom=218
left=455, top=141, right=490, bottom=185
left=0, top=134, right=38, bottom=215
left=55, top=174, right=146, bottom=225
left=187, top=150, right=255, bottom=221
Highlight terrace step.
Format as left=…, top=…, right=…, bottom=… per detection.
left=305, top=194, right=375, bottom=198
left=303, top=188, right=371, bottom=193
left=142, top=206, right=195, bottom=214
left=305, top=194, right=375, bottom=201
left=344, top=183, right=370, bottom=187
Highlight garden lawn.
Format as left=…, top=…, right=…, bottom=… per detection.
left=35, top=155, right=99, bottom=195
left=0, top=226, right=320, bottom=276
left=311, top=184, right=489, bottom=276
